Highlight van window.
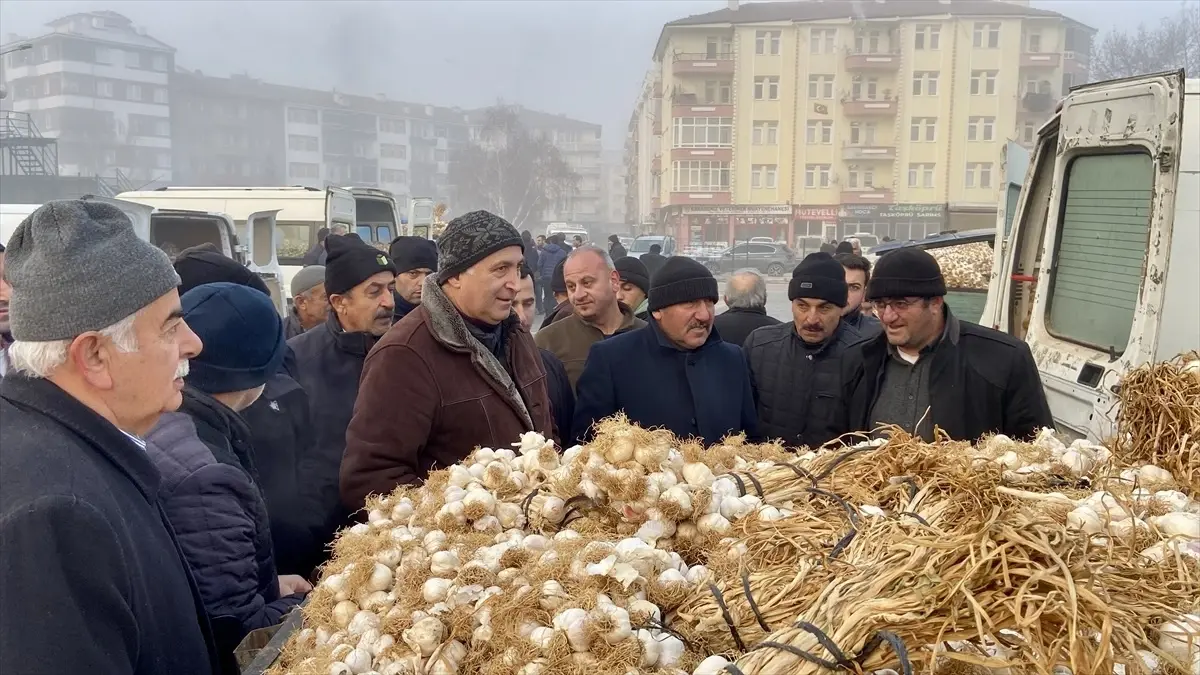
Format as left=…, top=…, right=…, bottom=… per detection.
left=277, top=221, right=318, bottom=263
left=1045, top=153, right=1153, bottom=353
left=377, top=225, right=393, bottom=243
left=356, top=225, right=374, bottom=241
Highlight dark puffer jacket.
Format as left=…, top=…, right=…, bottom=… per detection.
left=146, top=389, right=304, bottom=668
left=536, top=242, right=568, bottom=281
left=744, top=320, right=863, bottom=449
left=240, top=372, right=324, bottom=578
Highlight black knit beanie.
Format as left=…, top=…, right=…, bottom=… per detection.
left=788, top=252, right=848, bottom=307
left=324, top=233, right=397, bottom=296
left=436, top=210, right=524, bottom=284
left=866, top=248, right=946, bottom=300
left=613, top=256, right=649, bottom=295
left=551, top=259, right=567, bottom=294
left=648, top=256, right=718, bottom=312
left=835, top=241, right=855, bottom=255
left=174, top=242, right=270, bottom=297
left=388, top=235, right=438, bottom=275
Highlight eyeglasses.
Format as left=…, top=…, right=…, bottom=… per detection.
left=872, top=297, right=926, bottom=313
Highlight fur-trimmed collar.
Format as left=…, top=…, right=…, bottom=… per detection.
left=420, top=276, right=533, bottom=429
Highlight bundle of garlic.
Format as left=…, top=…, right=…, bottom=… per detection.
left=927, top=241, right=993, bottom=290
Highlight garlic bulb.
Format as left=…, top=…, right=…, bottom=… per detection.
left=553, top=607, right=591, bottom=652
left=423, top=577, right=454, bottom=603
left=697, top=513, right=732, bottom=534
left=346, top=610, right=379, bottom=638
left=367, top=562, right=393, bottom=592
left=657, top=633, right=686, bottom=668
left=402, top=616, right=445, bottom=657
left=682, top=462, right=715, bottom=487
left=637, top=629, right=660, bottom=667
left=1066, top=507, right=1103, bottom=535
left=430, top=550, right=460, bottom=576
left=694, top=655, right=733, bottom=674
left=343, top=647, right=372, bottom=674
left=1152, top=513, right=1200, bottom=539
left=333, top=600, right=358, bottom=629
left=1157, top=614, right=1199, bottom=669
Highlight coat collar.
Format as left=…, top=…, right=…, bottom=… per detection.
left=419, top=276, right=533, bottom=429
left=0, top=373, right=163, bottom=502
left=723, top=305, right=768, bottom=316
left=648, top=316, right=724, bottom=353
left=322, top=312, right=379, bottom=358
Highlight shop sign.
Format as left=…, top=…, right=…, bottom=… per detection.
left=681, top=204, right=793, bottom=216
left=838, top=203, right=947, bottom=220
left=689, top=214, right=728, bottom=227
left=733, top=215, right=790, bottom=226
left=793, top=205, right=839, bottom=220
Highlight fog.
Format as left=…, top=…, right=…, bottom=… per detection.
left=0, top=0, right=1183, bottom=146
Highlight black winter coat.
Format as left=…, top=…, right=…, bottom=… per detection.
left=240, top=373, right=325, bottom=578
left=286, top=314, right=377, bottom=528
left=537, top=243, right=568, bottom=281
left=540, top=348, right=575, bottom=444
left=146, top=389, right=304, bottom=672
left=841, top=308, right=1054, bottom=441
left=573, top=322, right=759, bottom=446
left=714, top=306, right=781, bottom=348
left=0, top=374, right=219, bottom=675
left=639, top=252, right=668, bottom=279
left=744, top=320, right=863, bottom=449
left=609, top=242, right=628, bottom=260
left=524, top=245, right=541, bottom=278
left=842, top=310, right=882, bottom=338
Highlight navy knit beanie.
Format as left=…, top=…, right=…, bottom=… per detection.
left=181, top=282, right=286, bottom=395
left=866, top=248, right=946, bottom=300
left=788, top=252, right=849, bottom=307
left=648, top=256, right=718, bottom=312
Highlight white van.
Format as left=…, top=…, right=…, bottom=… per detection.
left=117, top=186, right=356, bottom=297
left=983, top=70, right=1199, bottom=441
left=344, top=187, right=402, bottom=247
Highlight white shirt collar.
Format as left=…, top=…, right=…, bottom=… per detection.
left=121, top=429, right=147, bottom=451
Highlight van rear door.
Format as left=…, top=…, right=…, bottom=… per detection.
left=993, top=70, right=1185, bottom=441
left=244, top=210, right=285, bottom=315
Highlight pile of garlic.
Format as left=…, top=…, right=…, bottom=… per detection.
left=928, top=241, right=993, bottom=290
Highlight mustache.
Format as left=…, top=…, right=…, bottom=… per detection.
left=175, top=360, right=190, bottom=379
left=687, top=321, right=711, bottom=331
left=374, top=309, right=393, bottom=320
left=801, top=323, right=825, bottom=332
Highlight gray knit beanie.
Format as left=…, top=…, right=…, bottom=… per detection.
left=436, top=210, right=524, bottom=284
left=5, top=200, right=181, bottom=341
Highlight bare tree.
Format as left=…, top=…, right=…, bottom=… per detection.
left=449, top=105, right=580, bottom=229
left=1088, top=2, right=1200, bottom=82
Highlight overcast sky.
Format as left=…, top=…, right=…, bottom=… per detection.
left=1, top=0, right=1188, bottom=148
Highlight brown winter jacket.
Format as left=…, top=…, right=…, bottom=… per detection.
left=534, top=304, right=644, bottom=391
left=340, top=277, right=556, bottom=511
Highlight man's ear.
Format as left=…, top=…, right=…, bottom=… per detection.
left=69, top=332, right=116, bottom=390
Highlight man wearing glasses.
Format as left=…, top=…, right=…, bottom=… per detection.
left=841, top=248, right=1052, bottom=442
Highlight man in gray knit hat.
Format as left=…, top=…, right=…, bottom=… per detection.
left=341, top=210, right=556, bottom=511
left=0, top=200, right=219, bottom=673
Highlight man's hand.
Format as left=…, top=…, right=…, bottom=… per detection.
left=279, top=574, right=313, bottom=596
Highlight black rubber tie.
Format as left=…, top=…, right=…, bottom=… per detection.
left=751, top=641, right=840, bottom=670
left=805, top=487, right=860, bottom=527
left=853, top=630, right=913, bottom=675
left=744, top=472, right=765, bottom=498
left=708, top=582, right=746, bottom=652
left=520, top=487, right=540, bottom=523
left=720, top=665, right=748, bottom=675
left=741, top=570, right=771, bottom=632
left=897, top=511, right=931, bottom=527
left=792, top=620, right=851, bottom=665
left=776, top=461, right=818, bottom=485
left=724, top=472, right=748, bottom=497
left=813, top=445, right=875, bottom=481
left=829, top=528, right=858, bottom=559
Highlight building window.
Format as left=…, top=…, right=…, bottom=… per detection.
left=125, top=50, right=141, bottom=69
left=751, top=164, right=778, bottom=189
left=914, top=24, right=941, bottom=50
left=380, top=118, right=407, bottom=134
left=672, top=160, right=731, bottom=192
left=847, top=166, right=874, bottom=189
left=703, top=80, right=732, bottom=104
left=673, top=117, right=733, bottom=147
left=289, top=162, right=319, bottom=179
left=754, top=76, right=780, bottom=101
left=151, top=55, right=168, bottom=72
left=155, top=120, right=169, bottom=137
left=853, top=29, right=882, bottom=54
left=1062, top=72, right=1076, bottom=93
left=807, top=75, right=834, bottom=99
left=95, top=47, right=113, bottom=65
left=849, top=122, right=876, bottom=146
left=705, top=36, right=733, bottom=59
left=381, top=143, right=407, bottom=159
left=97, top=81, right=114, bottom=98
left=910, top=117, right=937, bottom=142
left=851, top=76, right=879, bottom=100
left=127, top=84, right=143, bottom=101
left=153, top=88, right=168, bottom=105
left=1026, top=31, right=1043, bottom=53
left=911, top=71, right=939, bottom=96
left=806, top=120, right=833, bottom=144
left=965, top=162, right=993, bottom=189
left=1046, top=153, right=1153, bottom=351
left=287, top=107, right=319, bottom=125
left=970, top=70, right=998, bottom=95
left=1021, top=121, right=1038, bottom=144
left=908, top=163, right=935, bottom=188
left=156, top=152, right=172, bottom=169
left=804, top=164, right=832, bottom=188
left=810, top=28, right=836, bottom=54
left=967, top=116, right=996, bottom=142
left=973, top=22, right=1001, bottom=48
left=381, top=169, right=408, bottom=184
left=435, top=149, right=448, bottom=161
left=288, top=134, right=319, bottom=152
left=755, top=30, right=781, bottom=55
left=752, top=121, right=779, bottom=146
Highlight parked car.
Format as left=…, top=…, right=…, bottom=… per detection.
left=629, top=234, right=677, bottom=256
left=794, top=235, right=825, bottom=257
left=847, top=232, right=880, bottom=253
left=693, top=242, right=797, bottom=276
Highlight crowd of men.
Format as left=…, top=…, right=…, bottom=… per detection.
left=0, top=200, right=1053, bottom=673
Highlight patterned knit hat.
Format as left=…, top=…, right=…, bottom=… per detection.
left=436, top=210, right=524, bottom=284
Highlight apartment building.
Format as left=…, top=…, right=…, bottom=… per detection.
left=600, top=149, right=628, bottom=226
left=500, top=106, right=605, bottom=227
left=625, top=70, right=662, bottom=229
left=1, top=11, right=176, bottom=187
left=638, top=0, right=1093, bottom=248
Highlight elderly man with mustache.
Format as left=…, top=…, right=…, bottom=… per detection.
left=572, top=256, right=759, bottom=446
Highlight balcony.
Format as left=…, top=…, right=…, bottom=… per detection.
left=842, top=98, right=898, bottom=116
left=672, top=52, right=736, bottom=76
left=671, top=147, right=732, bottom=162
left=1020, top=90, right=1057, bottom=115
left=844, top=49, right=902, bottom=71
left=672, top=99, right=735, bottom=117
left=650, top=196, right=661, bottom=210
left=653, top=80, right=663, bottom=98
left=557, top=140, right=602, bottom=153
left=842, top=144, right=896, bottom=161
left=669, top=191, right=732, bottom=205
left=1063, top=50, right=1090, bottom=76
left=841, top=188, right=893, bottom=204
left=651, top=155, right=661, bottom=174
left=1020, top=52, right=1062, bottom=69
left=653, top=117, right=664, bottom=136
